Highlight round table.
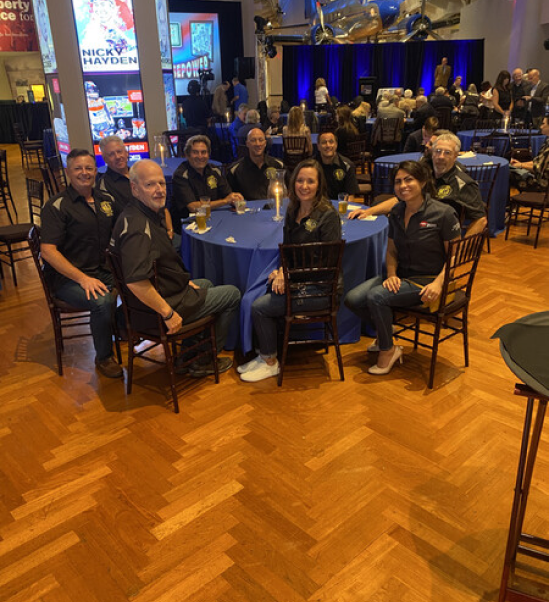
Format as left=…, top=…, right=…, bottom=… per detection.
left=458, top=130, right=546, bottom=156
left=374, top=152, right=509, bottom=236
left=181, top=200, right=388, bottom=353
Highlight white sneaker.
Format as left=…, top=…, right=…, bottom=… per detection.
left=237, top=355, right=262, bottom=374
left=240, top=358, right=280, bottom=382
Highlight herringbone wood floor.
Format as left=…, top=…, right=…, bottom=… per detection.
left=1, top=144, right=549, bottom=602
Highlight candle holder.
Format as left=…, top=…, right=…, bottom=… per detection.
left=154, top=135, right=168, bottom=168
left=268, top=169, right=286, bottom=222
left=273, top=191, right=283, bottom=222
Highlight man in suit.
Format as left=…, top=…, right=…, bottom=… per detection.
left=430, top=87, right=455, bottom=110
left=434, top=57, right=451, bottom=89
left=412, top=95, right=436, bottom=130
left=510, top=68, right=531, bottom=123
left=376, top=95, right=405, bottom=120
left=524, top=69, right=549, bottom=128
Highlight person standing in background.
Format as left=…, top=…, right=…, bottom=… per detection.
left=232, top=76, right=249, bottom=111
left=434, top=57, right=451, bottom=89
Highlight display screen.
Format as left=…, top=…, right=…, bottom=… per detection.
left=72, top=0, right=148, bottom=164
left=72, top=0, right=139, bottom=73
left=169, top=12, right=222, bottom=96
left=156, top=0, right=172, bottom=69
left=34, top=0, right=57, bottom=73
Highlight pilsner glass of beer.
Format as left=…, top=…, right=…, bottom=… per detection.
left=338, top=193, right=348, bottom=215
left=200, top=196, right=211, bottom=219
left=196, top=207, right=208, bottom=233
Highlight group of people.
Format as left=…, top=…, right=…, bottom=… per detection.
left=40, top=114, right=493, bottom=384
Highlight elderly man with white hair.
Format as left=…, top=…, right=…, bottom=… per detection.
left=412, top=94, right=435, bottom=130
left=399, top=89, right=416, bottom=115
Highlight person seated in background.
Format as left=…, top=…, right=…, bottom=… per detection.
left=236, top=109, right=263, bottom=144
left=377, top=95, right=406, bottom=120
left=403, top=116, right=439, bottom=153
left=351, top=99, right=372, bottom=133
left=283, top=106, right=313, bottom=156
left=263, top=106, right=283, bottom=135
left=350, top=133, right=486, bottom=235
left=430, top=87, right=455, bottom=110
left=40, top=149, right=122, bottom=378
left=510, top=115, right=549, bottom=190
left=412, top=95, right=435, bottom=130
left=458, top=84, right=480, bottom=118
left=334, top=105, right=359, bottom=157
left=171, top=135, right=243, bottom=233
left=229, top=104, right=249, bottom=137
left=316, top=131, right=360, bottom=202
left=239, top=159, right=342, bottom=383
left=399, top=89, right=416, bottom=115
left=344, top=160, right=461, bottom=376
left=110, top=160, right=240, bottom=377
left=227, top=128, right=284, bottom=200
left=183, top=80, right=211, bottom=132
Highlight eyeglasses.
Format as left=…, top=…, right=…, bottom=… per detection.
left=433, top=149, right=455, bottom=157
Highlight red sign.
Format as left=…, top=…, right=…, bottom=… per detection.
left=0, top=2, right=38, bottom=52
left=52, top=78, right=60, bottom=94
left=127, top=90, right=143, bottom=103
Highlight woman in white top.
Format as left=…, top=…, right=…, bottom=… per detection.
left=314, top=77, right=331, bottom=111
left=479, top=80, right=495, bottom=119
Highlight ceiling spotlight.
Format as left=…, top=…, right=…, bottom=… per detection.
left=254, top=15, right=268, bottom=33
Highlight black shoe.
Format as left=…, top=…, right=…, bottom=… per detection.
left=189, top=356, right=233, bottom=378
left=95, top=356, right=123, bottom=378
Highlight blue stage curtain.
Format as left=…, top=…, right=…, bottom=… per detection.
left=282, top=40, right=484, bottom=106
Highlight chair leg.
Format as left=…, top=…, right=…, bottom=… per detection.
left=463, top=310, right=470, bottom=367
left=505, top=202, right=513, bottom=240
left=163, top=340, right=179, bottom=414
left=331, top=317, right=344, bottom=381
left=278, top=319, right=291, bottom=386
left=534, top=208, right=544, bottom=249
left=428, top=319, right=443, bottom=389
left=210, top=324, right=219, bottom=383
left=127, top=337, right=135, bottom=395
left=4, top=243, right=16, bottom=287
left=526, top=208, right=534, bottom=236
left=53, top=315, right=64, bottom=376
left=414, top=318, right=420, bottom=350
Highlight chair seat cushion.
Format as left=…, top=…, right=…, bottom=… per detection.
left=0, top=223, right=32, bottom=242
left=398, top=289, right=467, bottom=316
left=511, top=191, right=546, bottom=206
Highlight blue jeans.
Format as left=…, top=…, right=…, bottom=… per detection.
left=55, top=270, right=116, bottom=362
left=344, top=276, right=424, bottom=351
left=252, top=286, right=330, bottom=358
left=182, top=279, right=241, bottom=352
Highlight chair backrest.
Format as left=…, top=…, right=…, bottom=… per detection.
left=106, top=249, right=165, bottom=337
left=26, top=178, right=45, bottom=226
left=434, top=106, right=453, bottom=130
left=0, top=148, right=9, bottom=188
left=162, top=130, right=180, bottom=157
left=465, top=164, right=499, bottom=215
left=28, top=225, right=57, bottom=309
left=440, top=230, right=486, bottom=309
left=474, top=119, right=499, bottom=133
left=372, top=118, right=401, bottom=145
left=40, top=166, right=55, bottom=198
left=345, top=135, right=368, bottom=170
left=12, top=122, right=26, bottom=144
left=372, top=161, right=397, bottom=198
left=279, top=240, right=345, bottom=317
left=283, top=136, right=308, bottom=171
left=46, top=155, right=67, bottom=193
left=509, top=131, right=533, bottom=161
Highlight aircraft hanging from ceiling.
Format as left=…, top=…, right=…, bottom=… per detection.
left=255, top=0, right=461, bottom=45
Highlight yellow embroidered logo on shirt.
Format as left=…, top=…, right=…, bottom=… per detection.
left=437, top=185, right=452, bottom=198
left=305, top=219, right=317, bottom=232
left=207, top=175, right=217, bottom=189
left=334, top=169, right=345, bottom=181
left=99, top=201, right=113, bottom=217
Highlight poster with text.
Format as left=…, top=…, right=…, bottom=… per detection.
left=45, top=74, right=71, bottom=166
left=163, top=72, right=177, bottom=130
left=156, top=0, right=171, bottom=70
left=169, top=12, right=221, bottom=96
left=0, top=0, right=38, bottom=52
left=72, top=0, right=139, bottom=73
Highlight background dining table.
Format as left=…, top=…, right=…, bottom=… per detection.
left=181, top=200, right=388, bottom=353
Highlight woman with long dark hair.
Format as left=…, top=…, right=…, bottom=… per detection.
left=335, top=105, right=359, bottom=157
left=239, top=159, right=341, bottom=382
left=344, top=161, right=461, bottom=375
left=492, top=70, right=513, bottom=117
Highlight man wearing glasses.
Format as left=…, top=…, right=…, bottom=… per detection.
left=431, top=133, right=486, bottom=235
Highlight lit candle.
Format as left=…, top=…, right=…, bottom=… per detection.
left=160, top=144, right=166, bottom=163
left=225, top=110, right=231, bottom=123
left=503, top=116, right=509, bottom=131
left=273, top=183, right=283, bottom=221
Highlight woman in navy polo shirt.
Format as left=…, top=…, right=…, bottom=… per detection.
left=345, top=161, right=461, bottom=375
left=239, top=158, right=341, bottom=382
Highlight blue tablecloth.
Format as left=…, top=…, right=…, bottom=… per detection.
left=458, top=130, right=546, bottom=156
left=374, top=152, right=509, bottom=236
left=181, top=200, right=388, bottom=353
